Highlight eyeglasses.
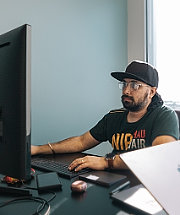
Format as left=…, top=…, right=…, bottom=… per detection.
left=118, top=81, right=149, bottom=91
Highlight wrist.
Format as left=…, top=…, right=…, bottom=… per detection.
left=47, top=142, right=56, bottom=155
left=37, top=144, right=52, bottom=155
left=104, top=157, right=109, bottom=169
left=105, top=153, right=116, bottom=169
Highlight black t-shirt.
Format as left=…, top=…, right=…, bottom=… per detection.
left=90, top=105, right=179, bottom=153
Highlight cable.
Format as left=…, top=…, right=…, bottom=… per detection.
left=0, top=196, right=51, bottom=215
left=0, top=195, right=50, bottom=215
left=0, top=177, right=57, bottom=214
left=21, top=182, right=56, bottom=214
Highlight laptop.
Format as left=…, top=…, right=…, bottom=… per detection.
left=119, top=141, right=180, bottom=215
left=111, top=184, right=166, bottom=215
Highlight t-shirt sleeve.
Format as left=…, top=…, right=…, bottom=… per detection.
left=89, top=115, right=108, bottom=142
left=151, top=107, right=179, bottom=141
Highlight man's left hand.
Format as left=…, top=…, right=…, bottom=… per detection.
left=68, top=155, right=108, bottom=172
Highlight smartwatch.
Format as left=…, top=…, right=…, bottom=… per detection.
left=105, top=153, right=116, bottom=169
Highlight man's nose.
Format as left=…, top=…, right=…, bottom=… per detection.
left=123, top=83, right=131, bottom=94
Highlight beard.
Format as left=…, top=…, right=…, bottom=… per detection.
left=121, top=92, right=149, bottom=112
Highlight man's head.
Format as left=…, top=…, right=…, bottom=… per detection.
left=111, top=60, right=159, bottom=87
left=111, top=61, right=158, bottom=112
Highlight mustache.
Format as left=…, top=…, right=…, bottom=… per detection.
left=121, top=95, right=134, bottom=101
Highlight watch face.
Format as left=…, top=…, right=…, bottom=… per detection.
left=105, top=153, right=112, bottom=159
left=105, top=153, right=116, bottom=160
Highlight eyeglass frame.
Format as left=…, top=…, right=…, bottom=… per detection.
left=118, top=80, right=150, bottom=91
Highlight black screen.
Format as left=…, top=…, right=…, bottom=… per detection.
left=0, top=24, right=31, bottom=180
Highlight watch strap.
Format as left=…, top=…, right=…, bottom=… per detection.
left=107, top=158, right=114, bottom=169
left=105, top=153, right=116, bottom=169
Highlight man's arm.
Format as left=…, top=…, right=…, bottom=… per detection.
left=107, top=135, right=177, bottom=171
left=152, top=135, right=177, bottom=146
left=31, top=131, right=100, bottom=155
left=68, top=153, right=128, bottom=172
left=114, top=135, right=177, bottom=170
left=68, top=135, right=177, bottom=172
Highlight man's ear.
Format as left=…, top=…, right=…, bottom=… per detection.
left=150, top=87, right=157, bottom=98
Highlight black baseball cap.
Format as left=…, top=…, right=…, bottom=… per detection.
left=111, top=60, right=159, bottom=87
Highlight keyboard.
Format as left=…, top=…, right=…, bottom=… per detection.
left=31, top=156, right=92, bottom=179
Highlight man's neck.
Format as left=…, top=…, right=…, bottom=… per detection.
left=127, top=108, right=148, bottom=123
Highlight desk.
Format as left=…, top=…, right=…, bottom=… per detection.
left=0, top=164, right=140, bottom=215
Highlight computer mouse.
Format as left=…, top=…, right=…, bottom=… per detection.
left=71, top=180, right=87, bottom=193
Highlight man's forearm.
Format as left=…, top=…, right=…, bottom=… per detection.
left=113, top=155, right=129, bottom=169
left=49, top=136, right=85, bottom=154
left=32, top=136, right=84, bottom=155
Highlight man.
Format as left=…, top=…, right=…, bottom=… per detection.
left=31, top=60, right=179, bottom=171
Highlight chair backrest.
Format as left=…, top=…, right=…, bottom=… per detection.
left=175, top=110, right=180, bottom=139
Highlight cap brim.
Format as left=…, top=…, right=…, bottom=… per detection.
left=111, top=71, right=144, bottom=83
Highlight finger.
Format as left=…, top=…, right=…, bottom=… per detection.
left=74, top=162, right=89, bottom=172
left=68, top=157, right=85, bottom=170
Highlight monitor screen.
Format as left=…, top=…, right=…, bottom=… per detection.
left=0, top=24, right=31, bottom=181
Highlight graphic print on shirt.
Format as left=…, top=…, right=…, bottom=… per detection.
left=111, top=129, right=146, bottom=151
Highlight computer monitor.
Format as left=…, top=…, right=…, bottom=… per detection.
left=0, top=24, right=31, bottom=181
